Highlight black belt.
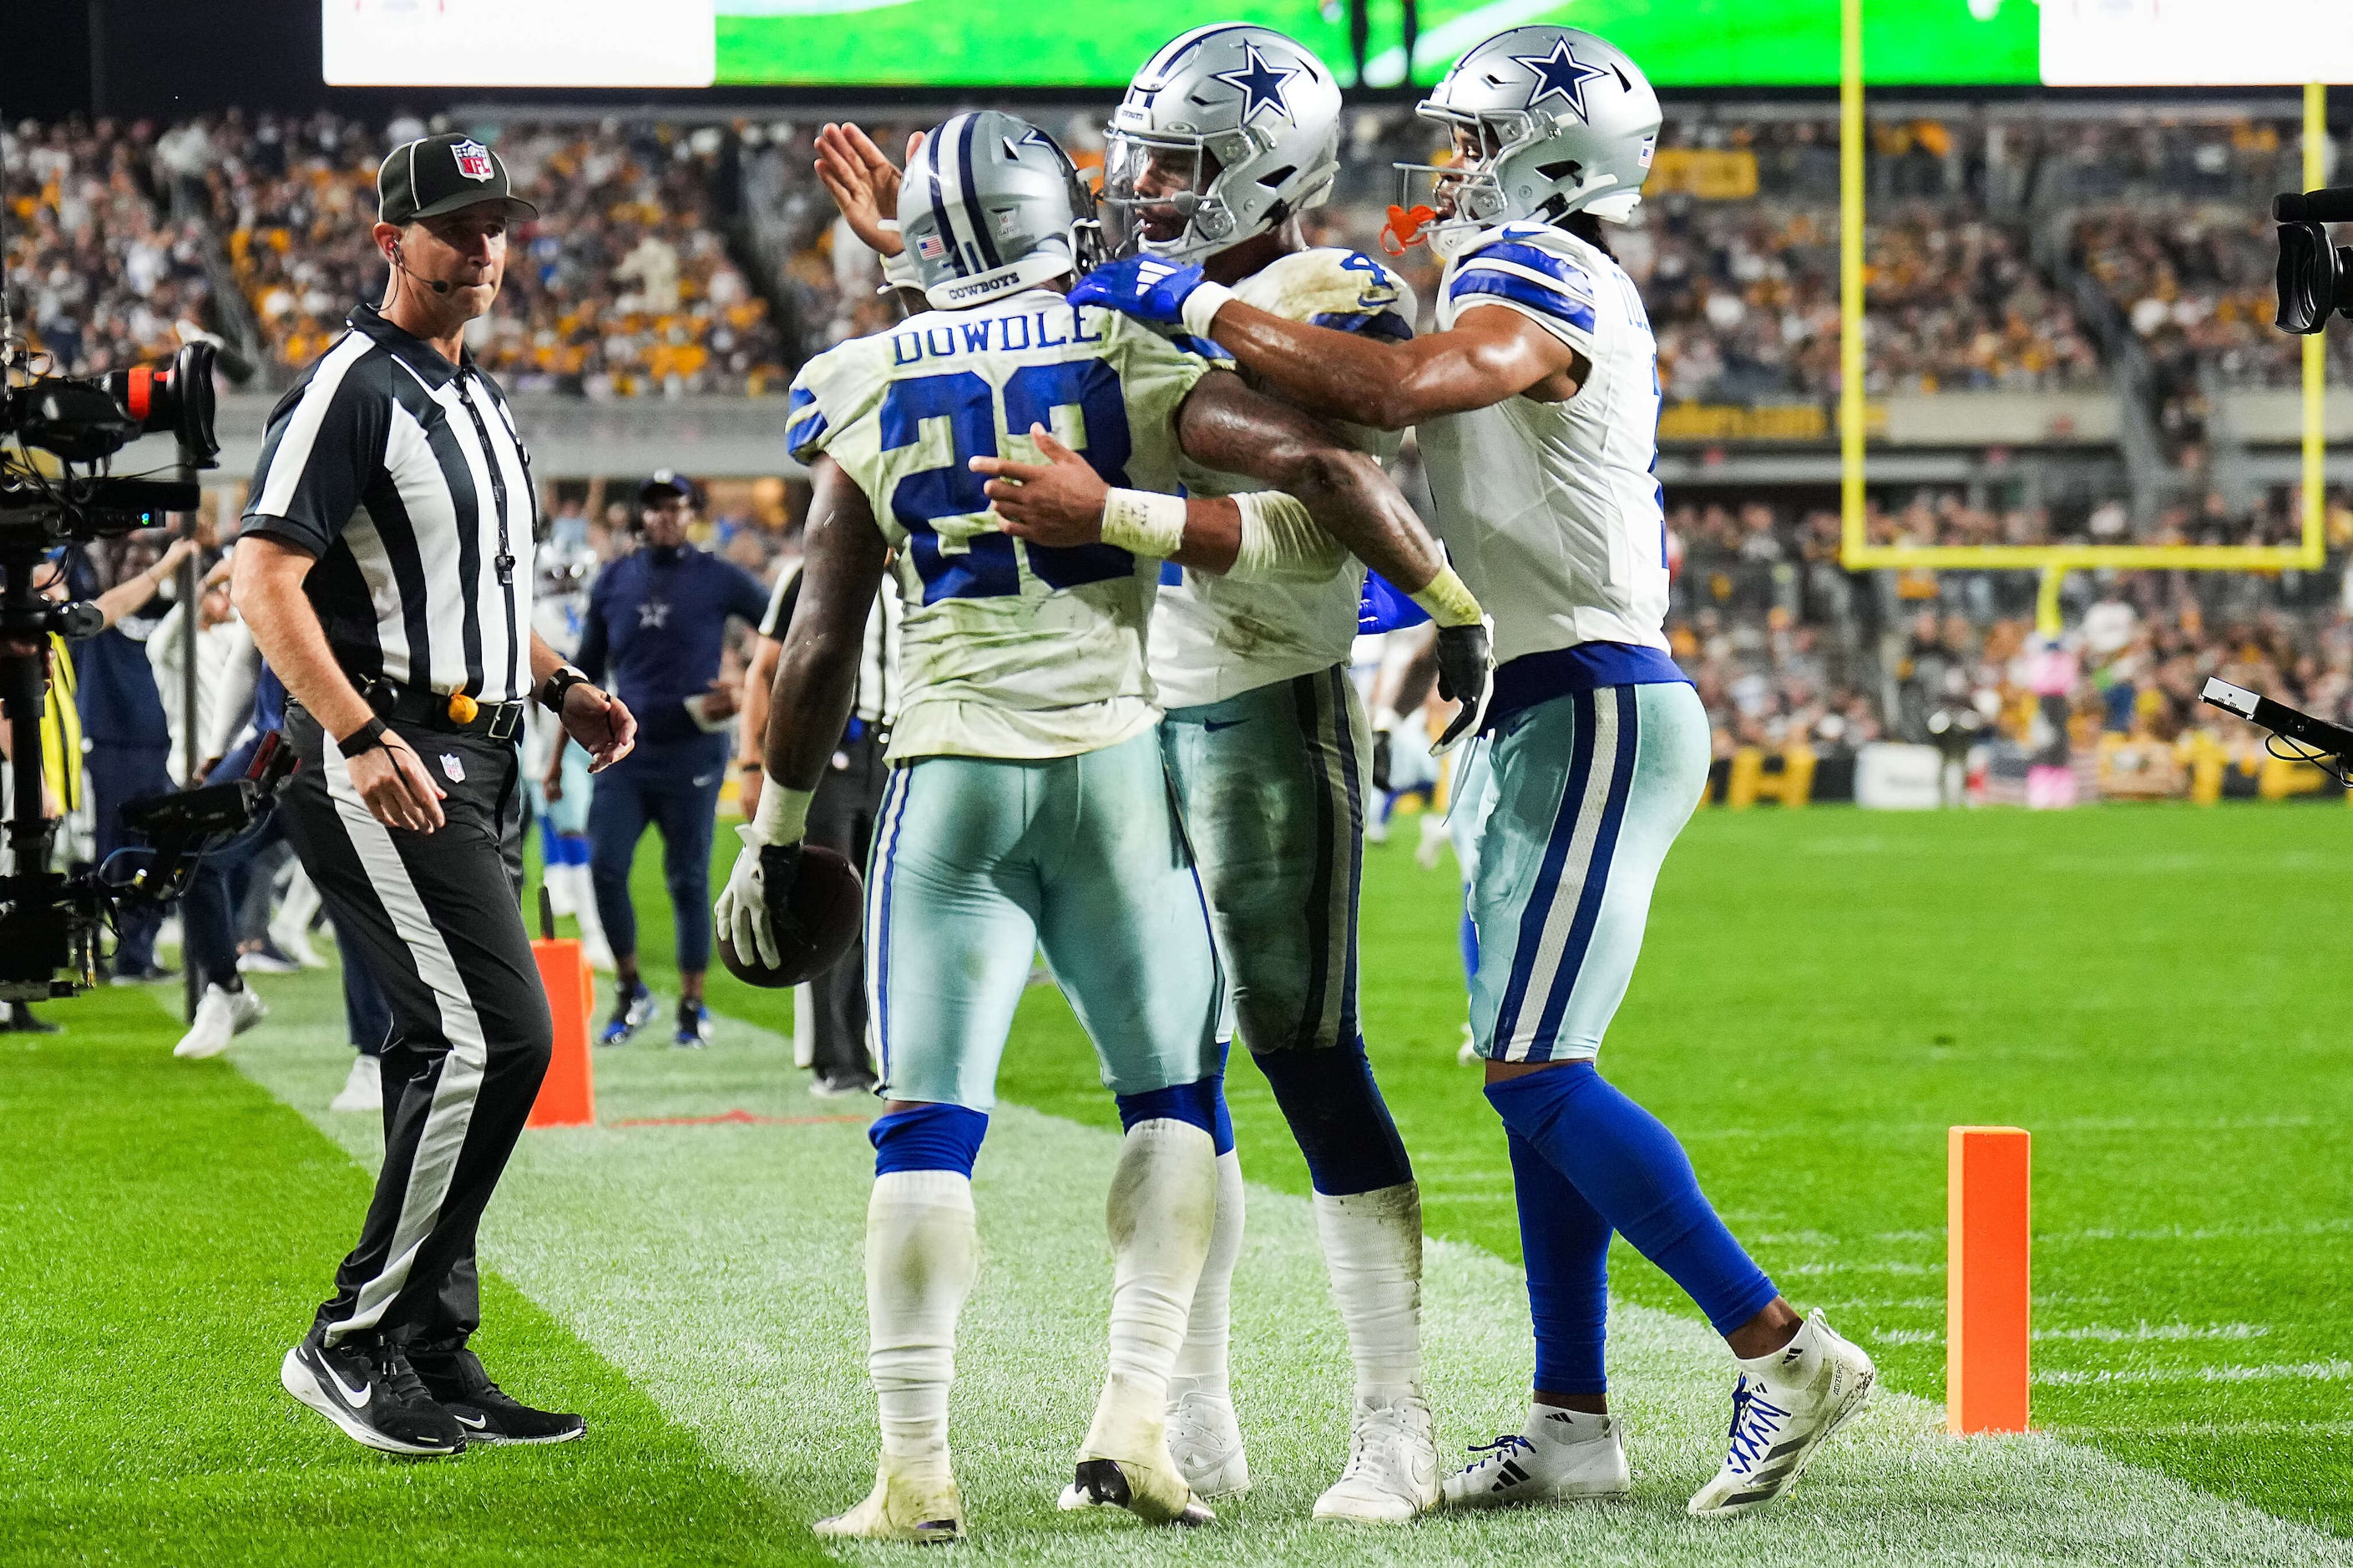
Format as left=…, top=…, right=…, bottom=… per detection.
left=358, top=677, right=528, bottom=741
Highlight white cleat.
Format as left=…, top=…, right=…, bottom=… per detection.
left=1688, top=1309, right=1875, bottom=1519
left=1313, top=1388, right=1439, bottom=1524
left=269, top=918, right=329, bottom=969
left=173, top=983, right=266, bottom=1059
left=1166, top=1389, right=1250, bottom=1501
left=1442, top=1407, right=1630, bottom=1509
left=814, top=1457, right=966, bottom=1543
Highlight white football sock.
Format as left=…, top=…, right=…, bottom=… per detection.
left=1169, top=1149, right=1245, bottom=1402
left=865, top=1171, right=977, bottom=1474
left=1313, top=1181, right=1425, bottom=1397
left=1085, top=1118, right=1218, bottom=1457
left=562, top=863, right=607, bottom=945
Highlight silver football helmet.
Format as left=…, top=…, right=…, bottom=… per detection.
left=898, top=112, right=1105, bottom=311
left=1399, top=27, right=1660, bottom=258
left=1104, top=24, right=1343, bottom=262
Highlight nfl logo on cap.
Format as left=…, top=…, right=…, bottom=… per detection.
left=453, top=139, right=496, bottom=182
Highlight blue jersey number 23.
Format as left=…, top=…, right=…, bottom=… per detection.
left=878, top=362, right=1136, bottom=604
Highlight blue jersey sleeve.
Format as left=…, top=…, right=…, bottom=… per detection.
left=1447, top=239, right=1599, bottom=349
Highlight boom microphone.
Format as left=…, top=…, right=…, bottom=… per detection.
left=2274, top=188, right=2353, bottom=225
left=2201, top=678, right=2353, bottom=763
left=392, top=242, right=452, bottom=296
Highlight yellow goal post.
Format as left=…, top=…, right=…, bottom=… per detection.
left=1837, top=0, right=2328, bottom=615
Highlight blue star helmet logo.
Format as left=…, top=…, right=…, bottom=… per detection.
left=1510, top=36, right=1612, bottom=122
left=1211, top=41, right=1300, bottom=125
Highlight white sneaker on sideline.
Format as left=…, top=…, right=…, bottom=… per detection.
left=1443, top=1406, right=1629, bottom=1509
left=1688, top=1310, right=1875, bottom=1519
left=814, top=1455, right=964, bottom=1543
left=1314, top=1388, right=1439, bottom=1523
left=270, top=918, right=328, bottom=969
left=173, top=983, right=264, bottom=1059
left=328, top=1055, right=382, bottom=1114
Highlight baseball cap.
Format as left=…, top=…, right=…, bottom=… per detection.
left=377, top=134, right=539, bottom=226
left=639, top=470, right=697, bottom=505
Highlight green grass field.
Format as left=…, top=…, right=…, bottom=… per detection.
left=9, top=804, right=2351, bottom=1563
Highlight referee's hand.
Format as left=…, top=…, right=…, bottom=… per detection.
left=559, top=682, right=638, bottom=772
left=350, top=732, right=448, bottom=833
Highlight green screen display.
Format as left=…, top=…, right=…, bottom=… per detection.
left=713, top=1, right=2041, bottom=89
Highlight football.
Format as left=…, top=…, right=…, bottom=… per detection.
left=716, top=844, right=864, bottom=989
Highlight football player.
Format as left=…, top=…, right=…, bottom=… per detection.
left=717, top=113, right=1484, bottom=1542
left=1072, top=27, right=1876, bottom=1520
left=811, top=26, right=1475, bottom=1524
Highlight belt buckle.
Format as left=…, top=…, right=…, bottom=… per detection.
left=487, top=702, right=522, bottom=741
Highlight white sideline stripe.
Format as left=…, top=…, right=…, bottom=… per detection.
left=1879, top=1323, right=2270, bottom=1347
left=2038, top=1360, right=2353, bottom=1388
left=316, top=733, right=490, bottom=1343
left=238, top=1013, right=2353, bottom=1565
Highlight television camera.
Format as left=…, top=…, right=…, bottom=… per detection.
left=2275, top=186, right=2353, bottom=335
left=0, top=333, right=290, bottom=1000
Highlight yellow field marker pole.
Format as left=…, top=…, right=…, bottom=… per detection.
left=1949, top=1125, right=2032, bottom=1434
left=1839, top=0, right=1866, bottom=562
left=2303, top=83, right=2329, bottom=569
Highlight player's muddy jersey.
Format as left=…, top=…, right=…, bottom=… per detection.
left=1416, top=222, right=1671, bottom=664
left=788, top=289, right=1213, bottom=761
left=1151, top=247, right=1414, bottom=710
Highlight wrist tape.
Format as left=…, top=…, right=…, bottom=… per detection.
left=1100, top=488, right=1188, bottom=559
left=1179, top=280, right=1236, bottom=341
left=1232, top=490, right=1346, bottom=582
left=1409, top=564, right=1484, bottom=629
left=751, top=782, right=814, bottom=847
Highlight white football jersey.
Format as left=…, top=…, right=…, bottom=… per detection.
left=788, top=289, right=1212, bottom=761
left=1415, top=222, right=1670, bottom=665
left=1151, top=247, right=1414, bottom=711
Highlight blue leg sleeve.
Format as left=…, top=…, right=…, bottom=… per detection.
left=1116, top=1076, right=1233, bottom=1156
left=1250, top=1037, right=1413, bottom=1196
left=1486, top=1063, right=1778, bottom=1337
left=1508, top=1126, right=1612, bottom=1394
left=871, top=1103, right=989, bottom=1177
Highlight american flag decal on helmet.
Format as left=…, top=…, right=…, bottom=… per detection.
left=453, top=139, right=495, bottom=181
left=916, top=233, right=947, bottom=260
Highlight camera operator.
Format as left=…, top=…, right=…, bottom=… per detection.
left=64, top=534, right=198, bottom=985
left=230, top=134, right=635, bottom=1458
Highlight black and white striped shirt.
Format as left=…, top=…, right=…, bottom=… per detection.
left=244, top=303, right=538, bottom=704
left=760, top=563, right=902, bottom=728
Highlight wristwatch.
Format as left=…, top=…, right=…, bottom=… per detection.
left=537, top=665, right=590, bottom=715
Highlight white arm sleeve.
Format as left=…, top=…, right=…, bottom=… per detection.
left=1231, top=490, right=1348, bottom=584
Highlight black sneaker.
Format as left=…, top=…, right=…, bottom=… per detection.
left=674, top=999, right=710, bottom=1050
left=281, top=1332, right=466, bottom=1456
left=416, top=1347, right=586, bottom=1445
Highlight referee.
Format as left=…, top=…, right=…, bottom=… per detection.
left=231, top=134, right=638, bottom=1458
left=736, top=560, right=899, bottom=1096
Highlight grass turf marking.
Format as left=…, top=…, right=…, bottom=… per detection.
left=220, top=974, right=2353, bottom=1566
left=0, top=987, right=823, bottom=1568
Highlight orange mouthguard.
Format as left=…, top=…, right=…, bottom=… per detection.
left=1381, top=204, right=1438, bottom=255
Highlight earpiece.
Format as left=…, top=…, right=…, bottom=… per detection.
left=392, top=240, right=453, bottom=296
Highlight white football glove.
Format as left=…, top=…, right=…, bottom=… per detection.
left=716, top=825, right=782, bottom=969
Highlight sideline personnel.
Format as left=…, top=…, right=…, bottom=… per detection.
left=564, top=471, right=769, bottom=1048
left=231, top=134, right=637, bottom=1458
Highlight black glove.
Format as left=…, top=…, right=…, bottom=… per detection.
left=1432, top=620, right=1494, bottom=751
left=1370, top=726, right=1394, bottom=793
left=757, top=840, right=805, bottom=948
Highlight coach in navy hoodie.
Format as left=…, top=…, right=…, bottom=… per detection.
left=564, top=473, right=770, bottom=1048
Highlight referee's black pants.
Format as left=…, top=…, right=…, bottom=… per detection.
left=806, top=724, right=888, bottom=1085
left=277, top=707, right=551, bottom=1363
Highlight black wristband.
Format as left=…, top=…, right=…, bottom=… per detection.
left=538, top=665, right=590, bottom=715
left=337, top=716, right=391, bottom=756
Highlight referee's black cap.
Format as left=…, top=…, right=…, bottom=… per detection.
left=378, top=134, right=539, bottom=226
